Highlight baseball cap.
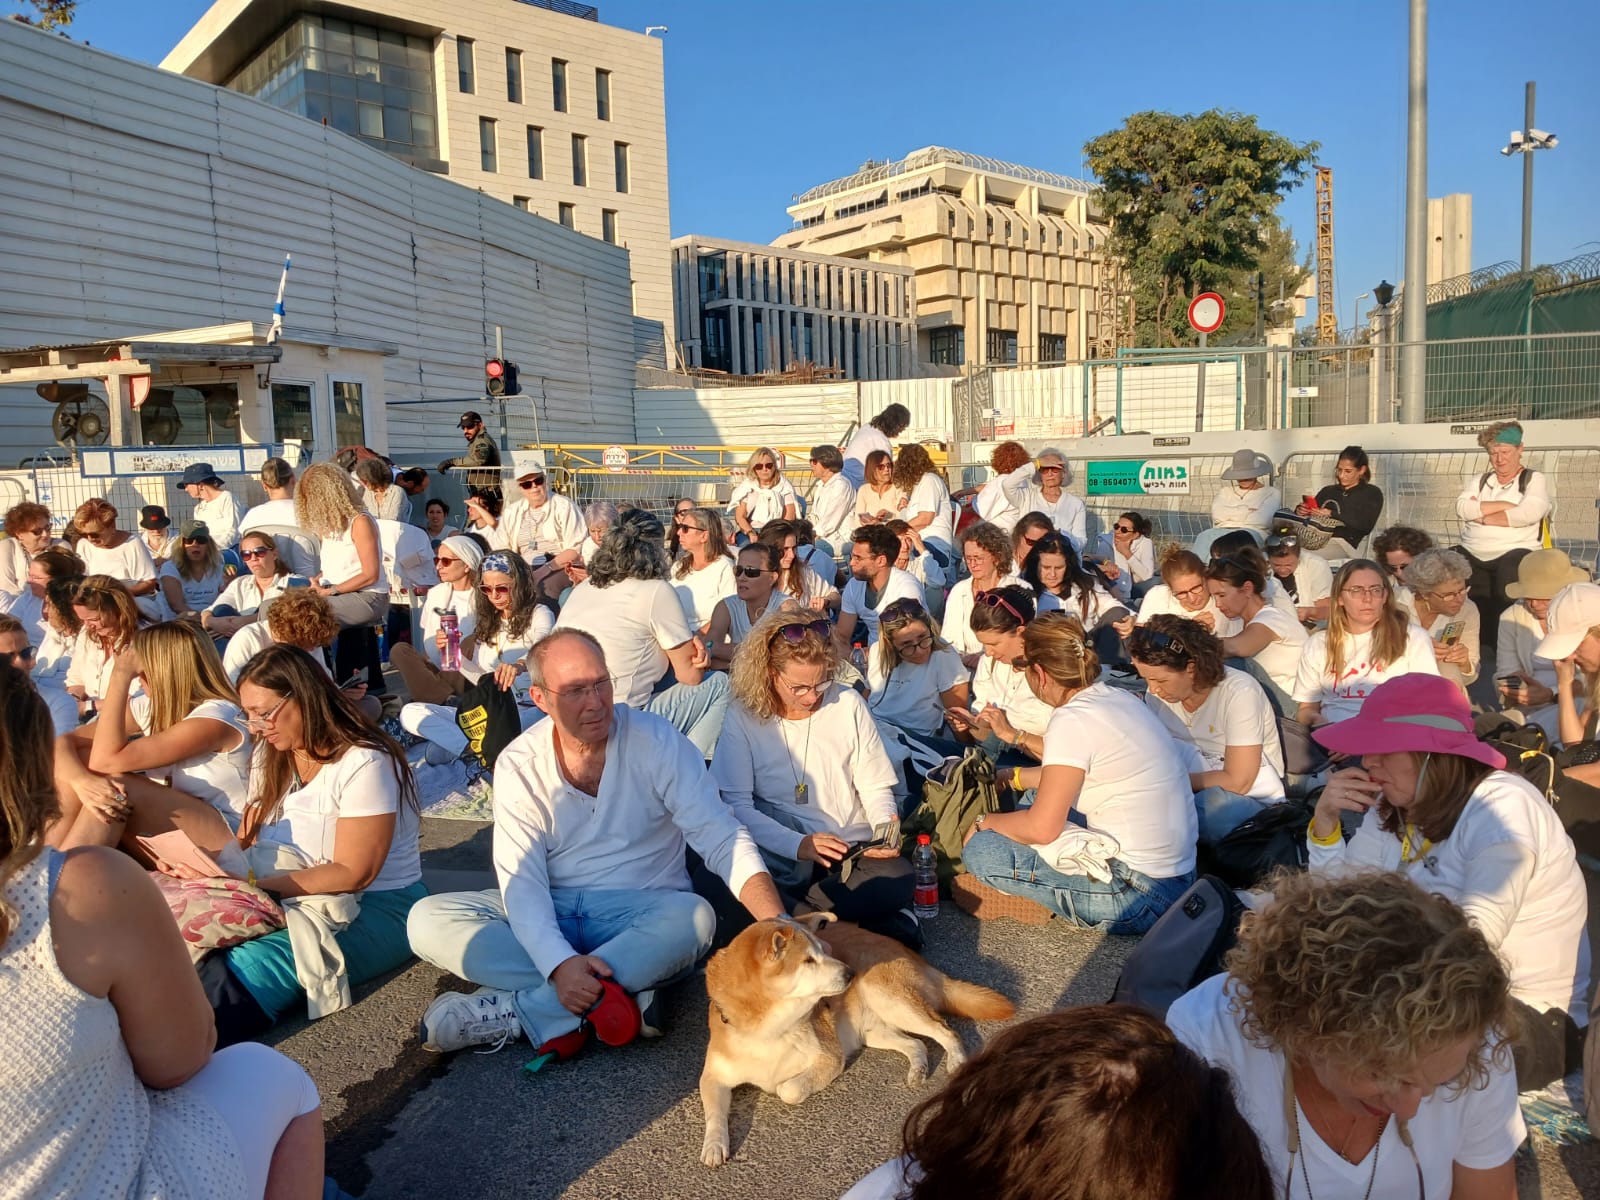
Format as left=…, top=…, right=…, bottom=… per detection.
left=1535, top=582, right=1600, bottom=662
left=458, top=411, right=483, bottom=429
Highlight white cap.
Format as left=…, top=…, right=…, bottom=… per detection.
left=1536, top=582, right=1600, bottom=661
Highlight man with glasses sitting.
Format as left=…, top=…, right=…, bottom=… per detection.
left=832, top=525, right=924, bottom=661
left=499, top=464, right=586, bottom=604
left=0, top=613, right=76, bottom=734
left=409, top=628, right=784, bottom=1058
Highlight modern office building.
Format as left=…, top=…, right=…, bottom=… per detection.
left=774, top=147, right=1109, bottom=369
left=163, top=0, right=674, bottom=350
left=670, top=236, right=916, bottom=381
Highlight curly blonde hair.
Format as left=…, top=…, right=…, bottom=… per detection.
left=729, top=604, right=835, bottom=721
left=1225, top=869, right=1512, bottom=1091
left=294, top=461, right=365, bottom=539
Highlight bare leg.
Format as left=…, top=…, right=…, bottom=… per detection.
left=264, top=1108, right=325, bottom=1200
left=56, top=773, right=237, bottom=857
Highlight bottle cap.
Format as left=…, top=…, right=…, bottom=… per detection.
left=916, top=833, right=931, bottom=845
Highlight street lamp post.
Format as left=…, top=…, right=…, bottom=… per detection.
left=1354, top=292, right=1370, bottom=340
left=1501, top=81, right=1558, bottom=275
left=1371, top=281, right=1396, bottom=424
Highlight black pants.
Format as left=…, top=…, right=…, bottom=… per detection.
left=1459, top=546, right=1533, bottom=659
left=1511, top=997, right=1586, bottom=1091
left=690, top=848, right=917, bottom=950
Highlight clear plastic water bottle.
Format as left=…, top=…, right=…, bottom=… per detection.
left=440, top=610, right=461, bottom=671
left=913, top=834, right=939, bottom=919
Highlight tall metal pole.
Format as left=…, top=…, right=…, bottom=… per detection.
left=1399, top=0, right=1428, bottom=423
left=1521, top=81, right=1536, bottom=274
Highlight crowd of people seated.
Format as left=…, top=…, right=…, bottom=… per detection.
left=0, top=406, right=1594, bottom=1198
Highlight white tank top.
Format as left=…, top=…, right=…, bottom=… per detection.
left=722, top=591, right=786, bottom=644
left=320, top=514, right=388, bottom=593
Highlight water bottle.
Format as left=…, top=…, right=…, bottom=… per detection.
left=912, top=834, right=939, bottom=919
left=440, top=610, right=461, bottom=671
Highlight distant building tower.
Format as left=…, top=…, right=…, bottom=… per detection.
left=1427, top=195, right=1473, bottom=286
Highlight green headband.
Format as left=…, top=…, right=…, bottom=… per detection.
left=1492, top=426, right=1523, bottom=446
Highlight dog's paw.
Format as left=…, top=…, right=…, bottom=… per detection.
left=776, top=1078, right=813, bottom=1105
left=904, top=1052, right=930, bottom=1087
left=700, top=1134, right=730, bottom=1168
left=940, top=1046, right=966, bottom=1076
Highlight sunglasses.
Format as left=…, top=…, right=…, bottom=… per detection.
left=480, top=584, right=512, bottom=597
left=241, top=547, right=273, bottom=560
left=753, top=463, right=776, bottom=471
left=733, top=565, right=769, bottom=579
left=1114, top=524, right=1136, bottom=534
left=881, top=598, right=926, bottom=620
left=674, top=521, right=703, bottom=533
left=518, top=475, right=547, bottom=489
left=768, top=619, right=830, bottom=646
left=974, top=589, right=1026, bottom=624
left=433, top=555, right=459, bottom=567
left=7, top=645, right=36, bottom=661
left=1137, top=628, right=1189, bottom=657
left=1038, top=464, right=1065, bottom=473
left=183, top=536, right=210, bottom=545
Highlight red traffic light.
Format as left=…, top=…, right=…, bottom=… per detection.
left=485, top=359, right=505, bottom=378
left=485, top=357, right=506, bottom=397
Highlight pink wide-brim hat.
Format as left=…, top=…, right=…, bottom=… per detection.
left=1312, top=673, right=1506, bottom=770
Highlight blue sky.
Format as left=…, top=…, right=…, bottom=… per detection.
left=21, top=0, right=1599, bottom=329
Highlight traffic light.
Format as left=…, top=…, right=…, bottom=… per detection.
left=502, top=361, right=521, bottom=396
left=485, top=358, right=506, bottom=397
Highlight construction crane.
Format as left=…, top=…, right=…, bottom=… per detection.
left=1315, top=165, right=1338, bottom=344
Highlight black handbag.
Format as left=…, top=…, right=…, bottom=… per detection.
left=453, top=676, right=523, bottom=770
left=1209, top=797, right=1315, bottom=889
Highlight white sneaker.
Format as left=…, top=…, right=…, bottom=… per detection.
left=419, top=986, right=522, bottom=1053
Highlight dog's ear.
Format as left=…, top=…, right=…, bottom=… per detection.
left=767, top=925, right=792, bottom=962
left=795, top=912, right=837, bottom=934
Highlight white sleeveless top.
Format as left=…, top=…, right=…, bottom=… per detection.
left=320, top=514, right=388, bottom=593
left=722, top=591, right=786, bottom=645
left=0, top=851, right=246, bottom=1198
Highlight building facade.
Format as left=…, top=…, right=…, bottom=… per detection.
left=671, top=236, right=916, bottom=381
left=163, top=0, right=674, bottom=351
left=773, top=147, right=1108, bottom=369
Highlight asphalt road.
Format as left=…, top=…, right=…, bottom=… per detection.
left=267, top=817, right=1600, bottom=1199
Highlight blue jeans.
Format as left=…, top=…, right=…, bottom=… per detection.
left=647, top=672, right=730, bottom=758
left=962, top=830, right=1193, bottom=935
left=1194, top=786, right=1269, bottom=844
left=406, top=886, right=715, bottom=1046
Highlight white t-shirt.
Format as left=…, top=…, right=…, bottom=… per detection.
left=158, top=560, right=225, bottom=613
left=840, top=568, right=922, bottom=647
left=867, top=645, right=969, bottom=737
left=841, top=1158, right=916, bottom=1200
left=841, top=425, right=892, bottom=488
left=2, top=586, right=48, bottom=648
left=1144, top=668, right=1284, bottom=800
left=1283, top=555, right=1334, bottom=605
left=239, top=497, right=298, bottom=535
left=464, top=607, right=555, bottom=684
left=136, top=698, right=253, bottom=823
left=1292, top=624, right=1440, bottom=721
left=673, top=557, right=736, bottom=632
left=80, top=536, right=164, bottom=621
left=808, top=472, right=858, bottom=549
left=943, top=573, right=1022, bottom=656
left=418, top=582, right=479, bottom=668
left=1169, top=974, right=1525, bottom=1196
left=711, top=685, right=899, bottom=859
left=194, top=491, right=245, bottom=548
left=1038, top=682, right=1197, bottom=878
left=1136, top=583, right=1241, bottom=638
left=0, top=537, right=29, bottom=597
left=209, top=572, right=288, bottom=616
left=970, top=655, right=1054, bottom=737
left=1036, top=580, right=1124, bottom=628
left=556, top=577, right=694, bottom=707
left=1241, top=602, right=1310, bottom=697
left=1311, top=770, right=1591, bottom=1020
left=901, top=473, right=955, bottom=549
left=257, top=745, right=421, bottom=891
left=730, top=477, right=798, bottom=529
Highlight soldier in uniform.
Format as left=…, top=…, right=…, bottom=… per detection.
left=439, top=411, right=501, bottom=474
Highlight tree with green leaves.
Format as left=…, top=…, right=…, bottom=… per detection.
left=11, top=0, right=75, bottom=28
left=1085, top=109, right=1318, bottom=346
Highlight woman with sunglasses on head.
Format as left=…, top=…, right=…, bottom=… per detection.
left=855, top=449, right=906, bottom=527
left=892, top=444, right=957, bottom=570
left=220, top=645, right=426, bottom=1040
left=710, top=608, right=913, bottom=945
left=759, top=518, right=838, bottom=612
left=1129, top=615, right=1286, bottom=845
left=71, top=498, right=166, bottom=622
left=705, top=542, right=786, bottom=670
left=389, top=535, right=484, bottom=705
left=501, top=466, right=587, bottom=603
left=158, top=520, right=227, bottom=624
left=958, top=612, right=1196, bottom=929
left=730, top=448, right=799, bottom=544
left=1137, top=547, right=1240, bottom=637
left=1294, top=560, right=1438, bottom=729
left=1168, top=870, right=1524, bottom=1199
left=672, top=507, right=737, bottom=634
left=867, top=599, right=970, bottom=743
left=64, top=576, right=148, bottom=717
left=1, top=500, right=56, bottom=597
left=943, top=522, right=1019, bottom=669
left=201, top=530, right=290, bottom=644
left=1262, top=530, right=1332, bottom=626
left=1400, top=548, right=1480, bottom=694
left=945, top=585, right=1054, bottom=762
left=1206, top=550, right=1309, bottom=714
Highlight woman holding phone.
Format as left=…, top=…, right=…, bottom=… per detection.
left=1400, top=548, right=1480, bottom=693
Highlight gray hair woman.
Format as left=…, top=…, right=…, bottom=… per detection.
left=995, top=446, right=1088, bottom=551
left=1402, top=547, right=1479, bottom=692
left=563, top=501, right=619, bottom=591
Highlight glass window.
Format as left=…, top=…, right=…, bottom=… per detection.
left=701, top=310, right=731, bottom=373
left=697, top=251, right=727, bottom=304
left=986, top=329, right=1018, bottom=364
left=601, top=209, right=618, bottom=244
left=571, top=134, right=586, bottom=186
left=139, top=384, right=240, bottom=447
left=272, top=382, right=316, bottom=458
left=513, top=196, right=530, bottom=211
left=480, top=117, right=497, bottom=172
left=332, top=380, right=365, bottom=448
left=505, top=48, right=522, bottom=103
left=457, top=37, right=475, bottom=94
left=559, top=202, right=575, bottom=229
left=613, top=141, right=629, bottom=193
left=357, top=103, right=383, bottom=137
left=551, top=58, right=567, bottom=111
left=595, top=68, right=611, bottom=120
left=929, top=328, right=964, bottom=366
left=526, top=126, right=543, bottom=179
left=1039, top=333, right=1067, bottom=363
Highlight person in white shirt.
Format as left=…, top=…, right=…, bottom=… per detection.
left=805, top=444, right=857, bottom=555
left=1168, top=870, right=1526, bottom=1199
left=421, top=499, right=460, bottom=547
left=0, top=501, right=55, bottom=597
left=73, top=498, right=166, bottom=623
left=1137, top=548, right=1241, bottom=638
left=868, top=598, right=970, bottom=742
left=1194, top=448, right=1280, bottom=559
left=729, top=447, right=799, bottom=543
left=854, top=450, right=907, bottom=528
left=892, top=444, right=957, bottom=569
left=944, top=521, right=1019, bottom=666
left=1294, top=559, right=1439, bottom=728
left=885, top=520, right=946, bottom=621
left=64, top=576, right=147, bottom=714
left=712, top=611, right=916, bottom=945
left=202, top=530, right=291, bottom=643
left=842, top=1005, right=1273, bottom=1200
left=1310, top=672, right=1590, bottom=1089
left=705, top=542, right=787, bottom=669
left=389, top=534, right=484, bottom=703
left=947, top=585, right=1055, bottom=760
left=500, top=465, right=588, bottom=603
left=1455, top=421, right=1551, bottom=656
left=354, top=457, right=409, bottom=524
left=0, top=614, right=77, bottom=736
left=1264, top=530, right=1333, bottom=625
left=972, top=441, right=1032, bottom=535
left=671, top=507, right=736, bottom=634
left=3, top=544, right=77, bottom=650
left=1208, top=551, right=1309, bottom=714
left=410, top=629, right=785, bottom=1056
left=758, top=519, right=837, bottom=614
left=1399, top=547, right=1481, bottom=693
left=1496, top=550, right=1587, bottom=739
left=1021, top=530, right=1132, bottom=662
left=555, top=510, right=730, bottom=758
left=157, top=521, right=227, bottom=622
left=842, top=403, right=910, bottom=489
left=239, top=457, right=299, bottom=537
left=179, top=462, right=244, bottom=552
left=832, top=525, right=924, bottom=657
left=1129, top=615, right=1285, bottom=844
left=956, top=612, right=1197, bottom=932
left=995, top=447, right=1088, bottom=552
left=295, top=463, right=388, bottom=629
left=1093, top=510, right=1156, bottom=604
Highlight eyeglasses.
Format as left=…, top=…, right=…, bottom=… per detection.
left=1428, top=585, right=1468, bottom=602
left=974, top=590, right=1027, bottom=624
left=541, top=675, right=615, bottom=701
left=433, top=555, right=460, bottom=567
left=6, top=645, right=35, bottom=662
left=733, top=565, right=769, bottom=579
left=480, top=584, right=512, bottom=597
left=1343, top=585, right=1389, bottom=600
left=245, top=693, right=291, bottom=729
left=777, top=676, right=831, bottom=698
left=1172, top=581, right=1208, bottom=601
left=768, top=619, right=830, bottom=646
left=241, top=547, right=272, bottom=560
left=183, top=536, right=210, bottom=546
left=518, top=475, right=547, bottom=489
left=893, top=634, right=933, bottom=655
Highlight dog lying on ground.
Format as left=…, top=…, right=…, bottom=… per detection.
left=699, top=913, right=1014, bottom=1168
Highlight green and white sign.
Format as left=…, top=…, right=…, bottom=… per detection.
left=1085, top=459, right=1191, bottom=496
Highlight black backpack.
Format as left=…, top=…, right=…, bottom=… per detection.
left=1111, top=875, right=1245, bottom=1017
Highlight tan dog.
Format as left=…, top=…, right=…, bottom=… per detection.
left=698, top=913, right=1014, bottom=1167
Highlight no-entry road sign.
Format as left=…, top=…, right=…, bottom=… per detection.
left=1187, top=292, right=1226, bottom=335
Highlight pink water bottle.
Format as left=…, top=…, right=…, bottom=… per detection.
left=441, top=610, right=461, bottom=671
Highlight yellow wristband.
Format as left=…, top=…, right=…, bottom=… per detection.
left=1012, top=766, right=1024, bottom=790
left=1307, top=817, right=1343, bottom=848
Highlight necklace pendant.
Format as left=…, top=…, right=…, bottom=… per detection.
left=794, top=781, right=808, bottom=804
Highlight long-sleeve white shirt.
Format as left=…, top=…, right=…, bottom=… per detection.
left=194, top=491, right=244, bottom=549
left=1455, top=468, right=1551, bottom=559
left=500, top=494, right=587, bottom=564
left=998, top=463, right=1088, bottom=550
left=492, top=705, right=767, bottom=981
left=807, top=471, right=858, bottom=550
left=1210, top=482, right=1281, bottom=530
